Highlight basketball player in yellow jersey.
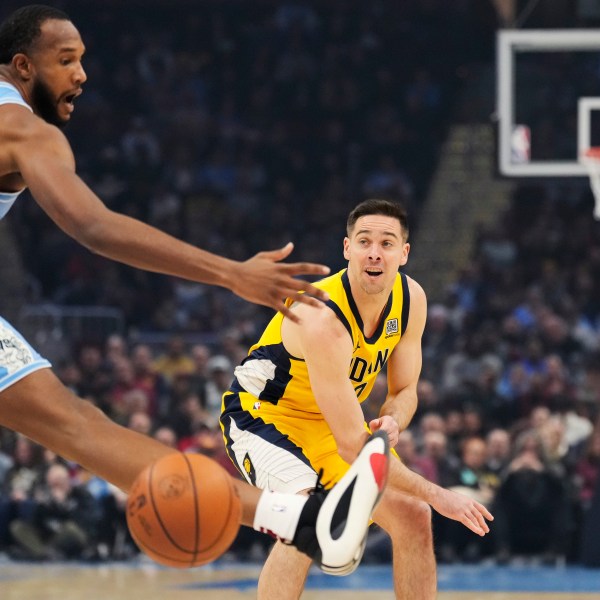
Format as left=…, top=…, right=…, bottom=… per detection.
left=221, top=199, right=493, bottom=598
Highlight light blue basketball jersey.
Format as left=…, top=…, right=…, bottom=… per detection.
left=0, top=83, right=51, bottom=385
left=0, top=82, right=32, bottom=219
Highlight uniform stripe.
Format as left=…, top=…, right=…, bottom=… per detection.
left=325, top=300, right=353, bottom=340
left=400, top=271, right=410, bottom=335
left=221, top=392, right=312, bottom=472
left=221, top=391, right=315, bottom=491
left=0, top=82, right=32, bottom=111
left=0, top=361, right=51, bottom=393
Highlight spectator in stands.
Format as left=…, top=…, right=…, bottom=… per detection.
left=204, top=355, right=233, bottom=427
left=127, top=411, right=153, bottom=437
left=413, top=379, right=442, bottom=422
left=130, top=343, right=169, bottom=419
left=169, top=392, right=212, bottom=441
left=0, top=436, right=44, bottom=554
left=105, top=357, right=139, bottom=425
left=421, top=431, right=461, bottom=489
left=152, top=426, right=177, bottom=449
left=152, top=335, right=195, bottom=384
left=104, top=333, right=128, bottom=369
left=438, top=437, right=499, bottom=563
left=9, top=463, right=103, bottom=561
left=395, top=429, right=436, bottom=482
left=186, top=343, right=211, bottom=408
left=575, top=426, right=600, bottom=510
left=75, top=342, right=112, bottom=405
left=485, top=428, right=512, bottom=476
left=422, top=304, right=456, bottom=383
left=493, top=429, right=571, bottom=564
left=75, top=465, right=133, bottom=560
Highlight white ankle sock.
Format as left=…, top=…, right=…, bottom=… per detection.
left=253, top=491, right=308, bottom=543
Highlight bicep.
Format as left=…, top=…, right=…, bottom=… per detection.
left=13, top=121, right=110, bottom=238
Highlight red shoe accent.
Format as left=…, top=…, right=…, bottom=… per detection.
left=369, top=453, right=388, bottom=492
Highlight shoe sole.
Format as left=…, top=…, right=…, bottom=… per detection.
left=316, top=430, right=390, bottom=575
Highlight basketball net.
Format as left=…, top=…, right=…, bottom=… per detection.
left=581, top=147, right=600, bottom=220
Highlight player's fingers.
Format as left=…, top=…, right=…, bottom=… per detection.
left=278, top=288, right=327, bottom=321
left=467, top=505, right=490, bottom=535
left=369, top=419, right=381, bottom=431
left=259, top=242, right=295, bottom=261
left=279, top=303, right=302, bottom=325
left=473, top=509, right=490, bottom=534
left=462, top=513, right=485, bottom=536
left=293, top=280, right=330, bottom=302
left=476, top=502, right=494, bottom=521
left=285, top=262, right=331, bottom=278
left=287, top=281, right=329, bottom=308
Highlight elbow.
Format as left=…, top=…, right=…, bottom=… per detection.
left=63, top=213, right=112, bottom=255
left=337, top=437, right=367, bottom=465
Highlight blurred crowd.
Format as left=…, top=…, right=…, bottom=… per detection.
left=0, top=333, right=268, bottom=562
left=1, top=0, right=600, bottom=568
left=6, top=0, right=497, bottom=332
left=388, top=188, right=600, bottom=566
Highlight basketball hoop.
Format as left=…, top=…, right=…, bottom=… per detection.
left=580, top=147, right=600, bottom=220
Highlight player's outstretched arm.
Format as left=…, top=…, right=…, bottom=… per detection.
left=387, top=456, right=494, bottom=536
left=12, top=113, right=329, bottom=320
left=426, top=485, right=493, bottom=536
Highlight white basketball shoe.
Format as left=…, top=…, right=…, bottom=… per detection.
left=290, top=430, right=390, bottom=575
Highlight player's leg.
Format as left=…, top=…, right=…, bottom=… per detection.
left=373, top=486, right=437, bottom=599
left=0, top=368, right=177, bottom=492
left=258, top=539, right=312, bottom=599
left=256, top=432, right=389, bottom=597
left=222, top=404, right=389, bottom=574
left=0, top=369, right=389, bottom=575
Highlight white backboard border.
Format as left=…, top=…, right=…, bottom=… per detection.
left=497, top=29, right=600, bottom=177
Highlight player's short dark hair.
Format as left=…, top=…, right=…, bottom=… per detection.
left=0, top=4, right=70, bottom=64
left=346, top=199, right=409, bottom=241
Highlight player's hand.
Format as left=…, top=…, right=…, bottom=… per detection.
left=369, top=416, right=399, bottom=448
left=231, top=242, right=330, bottom=323
left=430, top=487, right=494, bottom=536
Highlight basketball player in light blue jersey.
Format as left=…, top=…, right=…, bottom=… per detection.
left=0, top=4, right=390, bottom=573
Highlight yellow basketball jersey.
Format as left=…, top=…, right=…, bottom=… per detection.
left=224, top=269, right=410, bottom=416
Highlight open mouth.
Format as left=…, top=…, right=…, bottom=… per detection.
left=365, top=268, right=383, bottom=278
left=62, top=90, right=81, bottom=111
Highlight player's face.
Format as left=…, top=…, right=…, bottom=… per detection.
left=343, top=214, right=409, bottom=296
left=27, top=19, right=86, bottom=126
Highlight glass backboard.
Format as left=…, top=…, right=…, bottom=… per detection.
left=497, top=29, right=600, bottom=177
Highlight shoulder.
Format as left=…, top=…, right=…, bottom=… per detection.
left=282, top=300, right=353, bottom=359
left=292, top=300, right=351, bottom=337
left=0, top=102, right=67, bottom=149
left=404, top=274, right=426, bottom=307
left=1, top=106, right=73, bottom=170
left=402, top=274, right=427, bottom=334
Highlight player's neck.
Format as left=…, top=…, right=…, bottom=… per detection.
left=0, top=68, right=26, bottom=99
left=0, top=66, right=12, bottom=84
left=351, top=284, right=391, bottom=337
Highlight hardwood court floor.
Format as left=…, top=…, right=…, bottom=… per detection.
left=1, top=560, right=599, bottom=599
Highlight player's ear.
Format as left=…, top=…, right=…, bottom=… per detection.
left=398, top=242, right=410, bottom=266
left=13, top=53, right=34, bottom=80
left=343, top=237, right=350, bottom=260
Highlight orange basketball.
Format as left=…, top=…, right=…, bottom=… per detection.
left=126, top=452, right=241, bottom=568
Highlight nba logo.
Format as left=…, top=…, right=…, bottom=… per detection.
left=386, top=319, right=398, bottom=335
left=511, top=125, right=531, bottom=164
